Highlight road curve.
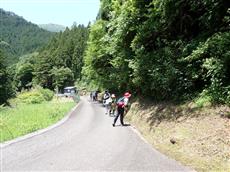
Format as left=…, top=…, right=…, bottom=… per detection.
left=1, top=96, right=193, bottom=171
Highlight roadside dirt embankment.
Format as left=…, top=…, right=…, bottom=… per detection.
left=126, top=99, right=230, bottom=172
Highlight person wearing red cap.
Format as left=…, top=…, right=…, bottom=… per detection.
left=112, top=92, right=131, bottom=127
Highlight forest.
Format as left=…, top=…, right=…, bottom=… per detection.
left=0, top=9, right=54, bottom=65
left=83, top=0, right=230, bottom=104
left=0, top=9, right=88, bottom=104
left=1, top=0, right=230, bottom=105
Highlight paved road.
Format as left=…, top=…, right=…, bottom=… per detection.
left=1, top=97, right=193, bottom=171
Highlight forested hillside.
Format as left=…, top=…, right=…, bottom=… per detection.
left=0, top=9, right=88, bottom=104
left=0, top=9, right=54, bottom=65
left=83, top=0, right=230, bottom=104
left=33, top=25, right=89, bottom=91
left=1, top=25, right=88, bottom=103
left=7, top=25, right=89, bottom=93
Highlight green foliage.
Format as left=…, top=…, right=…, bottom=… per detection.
left=182, top=32, right=230, bottom=103
left=16, top=90, right=45, bottom=104
left=51, top=67, right=74, bottom=91
left=82, top=20, right=109, bottom=89
left=97, top=0, right=112, bottom=20
left=0, top=50, right=15, bottom=105
left=0, top=9, right=54, bottom=65
left=38, top=88, right=54, bottom=101
left=33, top=51, right=54, bottom=89
left=1, top=10, right=87, bottom=102
left=0, top=101, right=75, bottom=142
left=194, top=90, right=212, bottom=108
left=14, top=53, right=38, bottom=91
left=83, top=0, right=230, bottom=104
left=13, top=87, right=54, bottom=104
left=34, top=25, right=88, bottom=90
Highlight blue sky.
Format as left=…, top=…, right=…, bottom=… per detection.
left=1, top=0, right=100, bottom=27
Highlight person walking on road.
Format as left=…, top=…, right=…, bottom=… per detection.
left=103, top=90, right=111, bottom=114
left=112, top=92, right=131, bottom=127
left=109, top=94, right=116, bottom=116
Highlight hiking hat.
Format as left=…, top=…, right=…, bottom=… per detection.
left=124, top=92, right=131, bottom=98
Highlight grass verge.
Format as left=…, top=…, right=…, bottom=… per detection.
left=125, top=100, right=230, bottom=172
left=0, top=101, right=75, bottom=142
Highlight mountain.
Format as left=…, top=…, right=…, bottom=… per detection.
left=38, top=23, right=66, bottom=32
left=0, top=8, right=54, bottom=65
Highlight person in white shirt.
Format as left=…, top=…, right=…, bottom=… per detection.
left=103, top=90, right=111, bottom=114
left=109, top=94, right=116, bottom=116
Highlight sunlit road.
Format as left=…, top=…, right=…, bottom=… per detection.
left=1, top=96, right=193, bottom=171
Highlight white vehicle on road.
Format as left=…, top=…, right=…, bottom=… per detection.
left=64, top=86, right=77, bottom=97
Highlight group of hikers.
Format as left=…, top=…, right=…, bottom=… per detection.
left=90, top=90, right=132, bottom=127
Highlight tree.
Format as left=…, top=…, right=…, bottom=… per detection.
left=13, top=52, right=38, bottom=91
left=82, top=0, right=230, bottom=103
left=51, top=67, right=74, bottom=92
left=0, top=9, right=54, bottom=65
left=33, top=25, right=89, bottom=90
left=0, top=50, right=14, bottom=104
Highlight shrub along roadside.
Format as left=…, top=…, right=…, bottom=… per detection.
left=11, top=87, right=54, bottom=105
left=0, top=101, right=75, bottom=142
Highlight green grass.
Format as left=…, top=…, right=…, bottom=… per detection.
left=0, top=101, right=75, bottom=142
left=194, top=95, right=212, bottom=108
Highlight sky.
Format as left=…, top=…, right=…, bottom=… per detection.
left=1, top=0, right=100, bottom=27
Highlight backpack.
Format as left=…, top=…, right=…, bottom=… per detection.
left=103, top=92, right=110, bottom=100
left=116, top=97, right=125, bottom=107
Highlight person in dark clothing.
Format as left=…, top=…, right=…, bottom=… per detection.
left=90, top=91, right=93, bottom=101
left=95, top=90, right=99, bottom=101
left=92, top=91, right=96, bottom=101
left=112, top=92, right=131, bottom=127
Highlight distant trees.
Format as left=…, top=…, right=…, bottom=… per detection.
left=0, top=9, right=89, bottom=104
left=0, top=9, right=54, bottom=65
left=0, top=23, right=88, bottom=104
left=0, top=50, right=15, bottom=104
left=83, top=0, right=230, bottom=103
left=51, top=67, right=74, bottom=92
left=14, top=53, right=37, bottom=91
left=33, top=25, right=89, bottom=91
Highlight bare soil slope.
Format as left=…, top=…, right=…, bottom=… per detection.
left=126, top=100, right=230, bottom=172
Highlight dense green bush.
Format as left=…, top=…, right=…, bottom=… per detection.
left=14, top=87, right=54, bottom=104
left=38, top=87, right=54, bottom=101
left=183, top=32, right=230, bottom=103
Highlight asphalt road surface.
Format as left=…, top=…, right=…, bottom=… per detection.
left=1, top=96, right=193, bottom=171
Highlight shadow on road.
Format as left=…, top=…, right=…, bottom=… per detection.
left=113, top=124, right=131, bottom=127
